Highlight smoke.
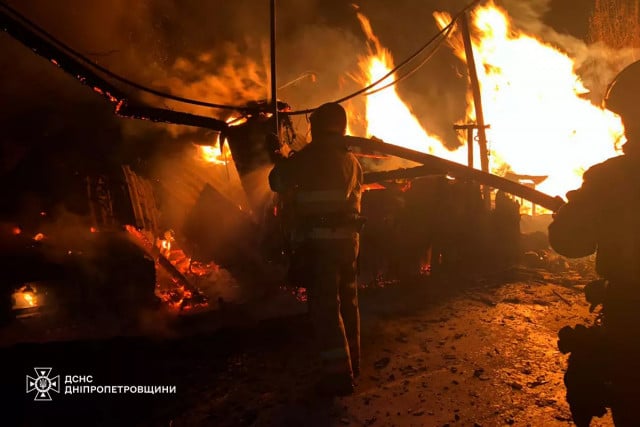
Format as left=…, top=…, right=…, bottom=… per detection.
left=499, top=0, right=552, bottom=27
left=496, top=0, right=640, bottom=102
left=152, top=145, right=248, bottom=232
left=1, top=0, right=460, bottom=155
left=3, top=0, right=636, bottom=231
left=0, top=0, right=369, bottom=215
left=3, top=1, right=636, bottom=147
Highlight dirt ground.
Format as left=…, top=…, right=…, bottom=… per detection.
left=2, top=261, right=616, bottom=427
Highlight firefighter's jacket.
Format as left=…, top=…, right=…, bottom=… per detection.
left=549, top=149, right=640, bottom=283
left=269, top=134, right=363, bottom=239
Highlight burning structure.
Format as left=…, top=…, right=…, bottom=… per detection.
left=0, top=0, right=634, bottom=328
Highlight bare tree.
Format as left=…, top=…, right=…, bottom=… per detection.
left=589, top=0, right=640, bottom=50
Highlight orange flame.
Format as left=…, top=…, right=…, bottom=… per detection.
left=351, top=5, right=624, bottom=209
left=197, top=116, right=242, bottom=165
left=435, top=3, right=624, bottom=197
left=355, top=13, right=468, bottom=163
left=197, top=138, right=232, bottom=165
left=158, top=238, right=172, bottom=257
left=13, top=284, right=39, bottom=309
left=23, top=292, right=35, bottom=306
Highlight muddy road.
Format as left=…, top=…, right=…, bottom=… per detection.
left=3, top=263, right=614, bottom=426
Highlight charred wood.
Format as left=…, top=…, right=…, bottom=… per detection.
left=116, top=105, right=227, bottom=132
left=0, top=6, right=228, bottom=132
left=347, top=136, right=565, bottom=212
left=124, top=225, right=204, bottom=304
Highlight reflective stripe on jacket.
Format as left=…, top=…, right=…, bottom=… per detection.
left=268, top=134, right=363, bottom=239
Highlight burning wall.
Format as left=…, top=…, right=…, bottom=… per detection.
left=3, top=1, right=640, bottom=317
left=343, top=1, right=638, bottom=204
left=4, top=1, right=635, bottom=199
left=433, top=3, right=626, bottom=197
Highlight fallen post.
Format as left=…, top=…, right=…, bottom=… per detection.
left=348, top=136, right=565, bottom=212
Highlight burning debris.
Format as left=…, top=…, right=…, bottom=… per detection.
left=343, top=2, right=627, bottom=208
left=11, top=284, right=41, bottom=313
left=124, top=225, right=209, bottom=312
left=4, top=2, right=640, bottom=426
left=0, top=0, right=635, bottom=340
left=197, top=143, right=231, bottom=166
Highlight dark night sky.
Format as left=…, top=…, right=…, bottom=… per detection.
left=0, top=0, right=602, bottom=170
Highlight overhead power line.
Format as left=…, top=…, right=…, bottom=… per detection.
left=0, top=1, right=243, bottom=110
left=0, top=0, right=482, bottom=114
left=285, top=0, right=482, bottom=115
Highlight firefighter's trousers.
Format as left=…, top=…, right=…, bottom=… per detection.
left=302, top=233, right=360, bottom=380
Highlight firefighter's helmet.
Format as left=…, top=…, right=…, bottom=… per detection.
left=604, top=60, right=640, bottom=120
left=309, top=102, right=347, bottom=135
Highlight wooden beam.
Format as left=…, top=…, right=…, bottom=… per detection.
left=460, top=13, right=491, bottom=206
left=347, top=136, right=564, bottom=212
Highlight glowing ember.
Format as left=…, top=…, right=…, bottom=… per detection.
left=189, top=261, right=219, bottom=277
left=125, top=225, right=211, bottom=311
left=419, top=262, right=432, bottom=276
left=280, top=285, right=308, bottom=302
left=12, top=226, right=21, bottom=235
left=362, top=183, right=387, bottom=191
left=435, top=3, right=624, bottom=197
left=33, top=233, right=44, bottom=241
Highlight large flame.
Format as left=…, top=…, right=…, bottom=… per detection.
left=434, top=3, right=625, bottom=196
left=355, top=13, right=468, bottom=163
left=351, top=4, right=624, bottom=201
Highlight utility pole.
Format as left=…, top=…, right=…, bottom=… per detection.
left=460, top=12, right=491, bottom=208
left=453, top=123, right=489, bottom=168
left=270, top=0, right=279, bottom=141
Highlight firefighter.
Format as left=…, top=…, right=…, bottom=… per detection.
left=269, top=102, right=363, bottom=396
left=549, top=60, right=640, bottom=426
